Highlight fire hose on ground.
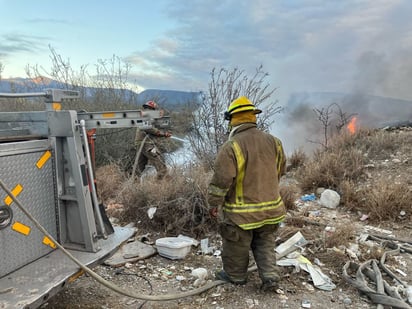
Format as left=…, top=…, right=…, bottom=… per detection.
left=342, top=238, right=412, bottom=309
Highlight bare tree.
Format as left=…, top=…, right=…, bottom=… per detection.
left=310, top=103, right=357, bottom=149
left=333, top=103, right=357, bottom=132
left=188, top=65, right=282, bottom=169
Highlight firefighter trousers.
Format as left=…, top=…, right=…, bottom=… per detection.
left=219, top=222, right=280, bottom=283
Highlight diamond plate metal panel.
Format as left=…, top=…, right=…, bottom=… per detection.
left=0, top=142, right=58, bottom=278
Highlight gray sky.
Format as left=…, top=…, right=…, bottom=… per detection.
left=1, top=0, right=412, bottom=151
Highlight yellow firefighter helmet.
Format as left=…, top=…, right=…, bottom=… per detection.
left=224, top=96, right=262, bottom=120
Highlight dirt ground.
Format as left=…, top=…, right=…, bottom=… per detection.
left=41, top=220, right=412, bottom=309
left=42, top=128, right=412, bottom=309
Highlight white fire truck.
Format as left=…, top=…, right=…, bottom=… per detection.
left=0, top=89, right=170, bottom=308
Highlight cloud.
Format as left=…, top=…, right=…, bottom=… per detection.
left=125, top=0, right=412, bottom=103
left=0, top=33, right=50, bottom=57
left=25, top=18, right=70, bottom=25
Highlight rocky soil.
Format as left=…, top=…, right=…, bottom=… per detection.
left=42, top=128, right=412, bottom=309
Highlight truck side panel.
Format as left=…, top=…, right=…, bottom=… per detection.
left=0, top=140, right=58, bottom=278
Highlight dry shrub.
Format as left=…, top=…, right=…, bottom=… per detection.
left=280, top=183, right=300, bottom=210
left=287, top=148, right=307, bottom=170
left=324, top=224, right=356, bottom=248
left=118, top=164, right=216, bottom=237
left=360, top=130, right=398, bottom=159
left=297, top=147, right=364, bottom=192
left=354, top=178, right=412, bottom=222
left=0, top=98, right=44, bottom=111
left=315, top=249, right=348, bottom=276
left=95, top=164, right=126, bottom=203
left=339, top=180, right=362, bottom=211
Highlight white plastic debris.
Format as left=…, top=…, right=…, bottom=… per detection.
left=200, top=238, right=213, bottom=254
left=177, top=234, right=199, bottom=246
left=319, top=189, right=340, bottom=209
left=191, top=267, right=208, bottom=280
left=364, top=225, right=393, bottom=235
left=155, top=237, right=192, bottom=260
left=275, top=231, right=308, bottom=259
left=147, top=207, right=157, bottom=219
left=406, top=286, right=412, bottom=305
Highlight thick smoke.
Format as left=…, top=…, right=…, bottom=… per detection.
left=275, top=50, right=412, bottom=155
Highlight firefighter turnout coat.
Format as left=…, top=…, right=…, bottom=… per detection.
left=208, top=123, right=286, bottom=230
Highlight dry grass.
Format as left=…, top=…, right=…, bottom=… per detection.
left=280, top=183, right=300, bottom=210
left=324, top=224, right=357, bottom=248
left=95, top=164, right=126, bottom=204
left=116, top=164, right=216, bottom=238
left=297, top=147, right=365, bottom=192
left=295, top=128, right=412, bottom=224
left=287, top=148, right=307, bottom=170
left=296, top=130, right=368, bottom=192
left=338, top=180, right=362, bottom=211
left=354, top=178, right=412, bottom=222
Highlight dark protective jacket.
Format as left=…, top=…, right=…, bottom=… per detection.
left=208, top=123, right=286, bottom=230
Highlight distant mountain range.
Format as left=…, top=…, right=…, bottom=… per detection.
left=0, top=77, right=203, bottom=110
left=2, top=78, right=411, bottom=127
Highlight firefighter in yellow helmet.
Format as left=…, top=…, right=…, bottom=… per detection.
left=208, top=96, right=286, bottom=291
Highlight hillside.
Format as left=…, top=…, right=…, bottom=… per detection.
left=0, top=77, right=202, bottom=110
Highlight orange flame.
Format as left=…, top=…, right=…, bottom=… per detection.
left=347, top=116, right=357, bottom=134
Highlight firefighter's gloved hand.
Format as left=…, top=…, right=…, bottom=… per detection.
left=164, top=132, right=172, bottom=138
left=209, top=207, right=218, bottom=218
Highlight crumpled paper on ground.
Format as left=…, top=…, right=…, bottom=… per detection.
left=277, top=252, right=336, bottom=291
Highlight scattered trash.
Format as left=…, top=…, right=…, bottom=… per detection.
left=300, top=193, right=316, bottom=202
left=395, top=268, right=407, bottom=277
left=308, top=210, right=321, bottom=217
left=314, top=258, right=324, bottom=267
left=301, top=299, right=311, bottom=308
left=147, top=207, right=157, bottom=219
left=177, top=234, right=199, bottom=246
left=191, top=267, right=208, bottom=280
left=364, top=225, right=393, bottom=235
left=104, top=240, right=156, bottom=266
left=360, top=214, right=369, bottom=221
left=277, top=252, right=336, bottom=291
left=275, top=231, right=308, bottom=259
left=399, top=210, right=407, bottom=220
left=319, top=189, right=340, bottom=209
left=213, top=250, right=222, bottom=256
left=200, top=238, right=214, bottom=254
left=155, top=237, right=192, bottom=260
left=406, top=286, right=412, bottom=305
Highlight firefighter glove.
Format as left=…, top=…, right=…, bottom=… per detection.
left=209, top=207, right=218, bottom=218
